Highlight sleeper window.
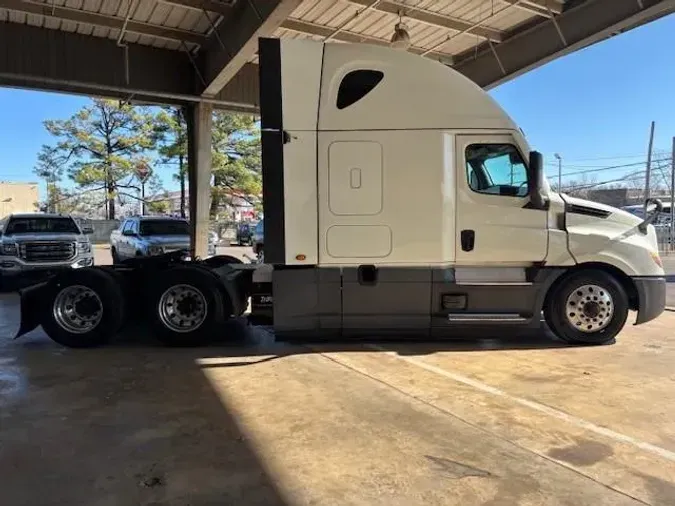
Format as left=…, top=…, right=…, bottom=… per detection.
left=465, top=144, right=529, bottom=197
left=336, top=70, right=384, bottom=110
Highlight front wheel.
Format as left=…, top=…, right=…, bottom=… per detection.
left=544, top=270, right=629, bottom=345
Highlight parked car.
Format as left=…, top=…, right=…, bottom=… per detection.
left=0, top=213, right=94, bottom=286
left=253, top=219, right=264, bottom=261
left=110, top=216, right=216, bottom=263
left=236, top=222, right=255, bottom=246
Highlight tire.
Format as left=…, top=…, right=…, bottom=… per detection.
left=544, top=270, right=629, bottom=345
left=148, top=266, right=227, bottom=347
left=41, top=268, right=126, bottom=348
left=111, top=247, right=120, bottom=264
left=201, top=255, right=243, bottom=268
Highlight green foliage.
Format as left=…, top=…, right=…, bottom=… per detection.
left=153, top=107, right=188, bottom=217
left=211, top=111, right=261, bottom=218
left=147, top=198, right=171, bottom=215
left=44, top=98, right=157, bottom=219
left=33, top=145, right=70, bottom=213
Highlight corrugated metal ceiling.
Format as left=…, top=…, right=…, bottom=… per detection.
left=0, top=0, right=565, bottom=63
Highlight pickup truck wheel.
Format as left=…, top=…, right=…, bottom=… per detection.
left=42, top=268, right=125, bottom=348
left=149, top=266, right=226, bottom=347
left=111, top=247, right=120, bottom=264
left=544, top=270, right=629, bottom=345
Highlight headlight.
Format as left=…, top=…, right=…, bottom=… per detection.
left=77, top=242, right=91, bottom=253
left=148, top=245, right=164, bottom=255
left=0, top=243, right=17, bottom=256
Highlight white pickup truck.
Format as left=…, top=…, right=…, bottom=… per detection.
left=109, top=215, right=216, bottom=263
left=0, top=213, right=94, bottom=288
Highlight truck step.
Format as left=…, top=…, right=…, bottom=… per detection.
left=446, top=313, right=530, bottom=324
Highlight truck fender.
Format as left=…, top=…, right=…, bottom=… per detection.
left=15, top=282, right=48, bottom=339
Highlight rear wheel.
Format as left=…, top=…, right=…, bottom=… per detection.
left=545, top=270, right=629, bottom=345
left=148, top=266, right=228, bottom=346
left=42, top=268, right=126, bottom=348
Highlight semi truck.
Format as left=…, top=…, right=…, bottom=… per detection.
left=13, top=37, right=666, bottom=348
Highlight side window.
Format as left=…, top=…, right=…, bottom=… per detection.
left=336, top=70, right=384, bottom=110
left=122, top=220, right=134, bottom=234
left=465, top=144, right=529, bottom=197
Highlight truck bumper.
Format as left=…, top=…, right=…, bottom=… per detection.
left=633, top=276, right=666, bottom=325
left=0, top=256, right=94, bottom=291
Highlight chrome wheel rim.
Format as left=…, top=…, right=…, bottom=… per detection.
left=53, top=285, right=103, bottom=334
left=565, top=284, right=614, bottom=333
left=158, top=284, right=207, bottom=333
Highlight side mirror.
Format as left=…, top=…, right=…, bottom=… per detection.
left=122, top=229, right=135, bottom=237
left=81, top=225, right=94, bottom=234
left=528, top=151, right=547, bottom=210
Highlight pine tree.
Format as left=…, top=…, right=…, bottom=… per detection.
left=44, top=99, right=156, bottom=219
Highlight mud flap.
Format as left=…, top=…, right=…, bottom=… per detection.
left=15, top=282, right=48, bottom=338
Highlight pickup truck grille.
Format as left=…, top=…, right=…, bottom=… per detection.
left=19, top=242, right=76, bottom=262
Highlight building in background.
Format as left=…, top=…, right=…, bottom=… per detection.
left=0, top=182, right=39, bottom=218
left=146, top=189, right=259, bottom=222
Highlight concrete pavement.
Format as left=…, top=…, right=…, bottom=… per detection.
left=1, top=294, right=675, bottom=505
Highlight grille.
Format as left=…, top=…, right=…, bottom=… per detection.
left=20, top=242, right=76, bottom=262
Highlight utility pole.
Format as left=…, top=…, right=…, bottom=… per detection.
left=554, top=153, right=562, bottom=192
left=670, top=136, right=675, bottom=252
left=644, top=121, right=655, bottom=216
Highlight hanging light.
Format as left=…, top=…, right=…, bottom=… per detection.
left=390, top=13, right=411, bottom=51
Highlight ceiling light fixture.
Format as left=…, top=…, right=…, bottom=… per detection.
left=390, top=12, right=411, bottom=50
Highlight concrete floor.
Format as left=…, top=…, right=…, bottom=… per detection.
left=2, top=291, right=675, bottom=506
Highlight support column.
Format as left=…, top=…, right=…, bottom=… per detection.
left=186, top=102, right=213, bottom=259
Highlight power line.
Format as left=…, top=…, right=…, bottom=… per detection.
left=545, top=153, right=650, bottom=165
left=546, top=157, right=672, bottom=179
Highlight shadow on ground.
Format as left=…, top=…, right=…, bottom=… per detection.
left=0, top=291, right=607, bottom=506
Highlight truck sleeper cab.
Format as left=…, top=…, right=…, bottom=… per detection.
left=256, top=37, right=665, bottom=344
left=13, top=37, right=665, bottom=348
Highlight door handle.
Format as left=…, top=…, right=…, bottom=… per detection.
left=461, top=230, right=475, bottom=252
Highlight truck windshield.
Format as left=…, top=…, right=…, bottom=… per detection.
left=139, top=220, right=189, bottom=236
left=5, top=217, right=80, bottom=234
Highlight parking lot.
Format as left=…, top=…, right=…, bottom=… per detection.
left=1, top=285, right=675, bottom=505
left=93, top=243, right=255, bottom=266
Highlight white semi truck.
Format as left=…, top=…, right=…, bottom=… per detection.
left=14, top=37, right=665, bottom=348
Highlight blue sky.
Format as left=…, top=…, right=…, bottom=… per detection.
left=0, top=12, right=674, bottom=198
left=490, top=12, right=675, bottom=186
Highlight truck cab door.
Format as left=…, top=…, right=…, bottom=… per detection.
left=455, top=134, right=548, bottom=264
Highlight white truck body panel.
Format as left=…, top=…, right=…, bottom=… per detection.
left=256, top=37, right=665, bottom=337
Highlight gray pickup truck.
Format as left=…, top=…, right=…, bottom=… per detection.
left=0, top=213, right=94, bottom=285
left=110, top=216, right=216, bottom=263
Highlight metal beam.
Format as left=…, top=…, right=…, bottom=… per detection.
left=281, top=18, right=453, bottom=63
left=0, top=0, right=207, bottom=45
left=345, top=0, right=504, bottom=42
left=200, top=0, right=302, bottom=96
left=159, top=0, right=234, bottom=15
left=455, top=0, right=675, bottom=89
left=214, top=62, right=260, bottom=110
left=0, top=20, right=196, bottom=102
left=498, top=0, right=563, bottom=17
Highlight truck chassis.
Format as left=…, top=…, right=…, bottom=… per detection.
left=12, top=250, right=664, bottom=348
